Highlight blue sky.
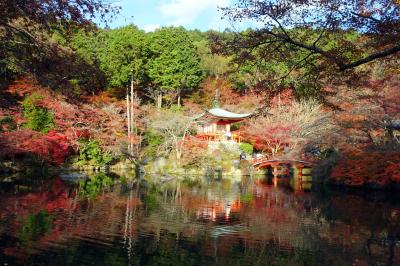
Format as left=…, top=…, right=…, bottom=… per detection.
left=104, top=0, right=235, bottom=31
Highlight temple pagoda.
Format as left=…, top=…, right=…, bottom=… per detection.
left=196, top=90, right=252, bottom=142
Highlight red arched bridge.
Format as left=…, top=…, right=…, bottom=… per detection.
left=252, top=158, right=315, bottom=169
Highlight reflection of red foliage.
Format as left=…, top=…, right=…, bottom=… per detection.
left=2, top=178, right=73, bottom=215
left=0, top=178, right=76, bottom=261
left=3, top=247, right=27, bottom=260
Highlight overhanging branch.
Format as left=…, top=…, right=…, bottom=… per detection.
left=338, top=45, right=400, bottom=71
left=257, top=29, right=400, bottom=71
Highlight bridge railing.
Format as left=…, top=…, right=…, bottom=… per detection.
left=251, top=157, right=315, bottom=168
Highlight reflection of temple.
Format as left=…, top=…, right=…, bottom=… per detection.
left=196, top=200, right=241, bottom=223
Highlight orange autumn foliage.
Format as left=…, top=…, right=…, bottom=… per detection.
left=180, top=137, right=208, bottom=167
left=330, top=150, right=400, bottom=188
left=0, top=78, right=129, bottom=165
left=191, top=77, right=262, bottom=112
left=0, top=130, right=71, bottom=166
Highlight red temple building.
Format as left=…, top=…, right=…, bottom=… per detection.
left=196, top=107, right=252, bottom=142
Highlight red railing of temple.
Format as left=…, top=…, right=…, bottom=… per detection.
left=196, top=132, right=243, bottom=142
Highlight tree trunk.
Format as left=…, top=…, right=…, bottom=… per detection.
left=130, top=80, right=135, bottom=152
left=177, top=94, right=181, bottom=107
left=126, top=89, right=131, bottom=153
left=157, top=93, right=162, bottom=109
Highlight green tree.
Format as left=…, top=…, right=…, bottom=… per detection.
left=70, top=29, right=100, bottom=67
left=0, top=0, right=117, bottom=82
left=147, top=27, right=203, bottom=107
left=95, top=25, right=147, bottom=88
left=75, top=139, right=113, bottom=167
left=195, top=39, right=232, bottom=78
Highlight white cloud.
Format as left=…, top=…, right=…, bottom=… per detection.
left=159, top=0, right=230, bottom=27
left=143, top=24, right=161, bottom=32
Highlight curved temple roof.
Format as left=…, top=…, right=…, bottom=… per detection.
left=207, top=108, right=252, bottom=119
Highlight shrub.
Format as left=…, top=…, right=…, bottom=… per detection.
left=143, top=130, right=164, bottom=158
left=169, top=104, right=184, bottom=113
left=240, top=142, right=253, bottom=154
left=181, top=138, right=209, bottom=168
left=22, top=93, right=55, bottom=133
left=0, top=116, right=16, bottom=132
left=76, top=139, right=113, bottom=166
left=231, top=122, right=243, bottom=131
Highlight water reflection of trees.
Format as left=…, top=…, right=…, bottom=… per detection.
left=0, top=175, right=400, bottom=265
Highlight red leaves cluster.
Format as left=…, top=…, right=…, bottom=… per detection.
left=181, top=137, right=208, bottom=166
left=44, top=130, right=71, bottom=165
left=183, top=136, right=208, bottom=149
left=330, top=149, right=400, bottom=188
left=269, top=89, right=294, bottom=108
left=193, top=77, right=262, bottom=111
left=1, top=78, right=129, bottom=164
left=0, top=129, right=71, bottom=166
left=326, top=77, right=400, bottom=146
left=245, top=125, right=296, bottom=157
left=324, top=78, right=400, bottom=189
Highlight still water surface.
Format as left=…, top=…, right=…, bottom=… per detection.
left=0, top=172, right=399, bottom=265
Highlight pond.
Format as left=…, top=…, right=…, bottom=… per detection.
left=0, top=172, right=399, bottom=265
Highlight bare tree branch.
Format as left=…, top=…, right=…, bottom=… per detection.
left=339, top=45, right=400, bottom=71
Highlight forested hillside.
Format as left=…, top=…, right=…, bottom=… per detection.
left=0, top=0, right=399, bottom=189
